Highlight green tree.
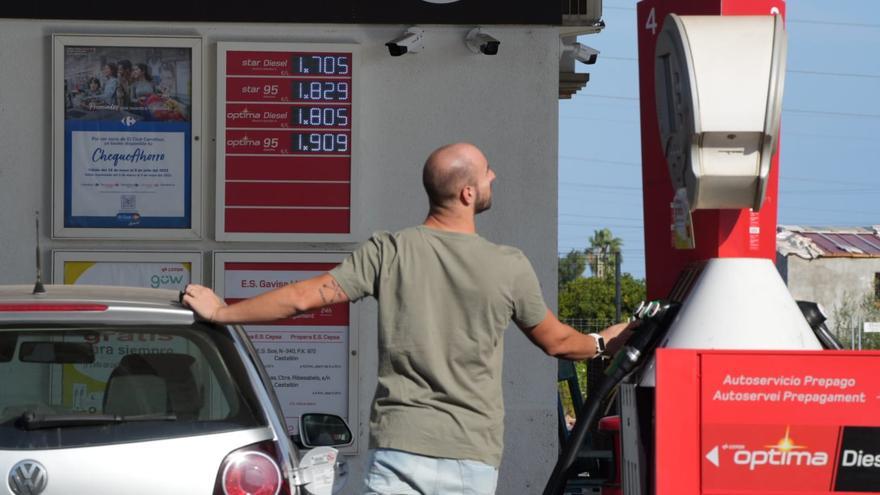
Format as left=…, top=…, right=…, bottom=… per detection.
left=558, top=249, right=587, bottom=288
left=559, top=273, right=646, bottom=322
left=587, top=228, right=623, bottom=278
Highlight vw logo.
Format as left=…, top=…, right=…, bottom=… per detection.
left=7, top=460, right=47, bottom=495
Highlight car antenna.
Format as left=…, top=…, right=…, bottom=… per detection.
left=33, top=211, right=46, bottom=295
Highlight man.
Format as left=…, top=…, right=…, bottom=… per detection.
left=183, top=142, right=633, bottom=494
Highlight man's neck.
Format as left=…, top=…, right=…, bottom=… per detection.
left=424, top=210, right=476, bottom=234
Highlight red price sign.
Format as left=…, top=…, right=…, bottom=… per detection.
left=221, top=47, right=354, bottom=237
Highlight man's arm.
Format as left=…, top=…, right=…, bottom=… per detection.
left=183, top=273, right=349, bottom=324
left=519, top=309, right=634, bottom=361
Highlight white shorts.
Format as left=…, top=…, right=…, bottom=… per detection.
left=362, top=448, right=499, bottom=495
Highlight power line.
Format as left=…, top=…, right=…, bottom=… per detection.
left=782, top=176, right=880, bottom=188
left=593, top=55, right=880, bottom=79
left=560, top=213, right=643, bottom=221
left=559, top=155, right=640, bottom=167
left=577, top=94, right=880, bottom=120
left=582, top=94, right=639, bottom=101
left=778, top=206, right=880, bottom=216
left=782, top=131, right=878, bottom=143
left=559, top=115, right=640, bottom=125
left=560, top=117, right=880, bottom=143
left=783, top=109, right=880, bottom=120
left=600, top=3, right=880, bottom=28
left=788, top=69, right=880, bottom=80
left=781, top=188, right=880, bottom=195
left=560, top=182, right=642, bottom=191
left=559, top=224, right=644, bottom=230
left=788, top=18, right=880, bottom=29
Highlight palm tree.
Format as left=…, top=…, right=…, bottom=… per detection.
left=587, top=228, right=622, bottom=278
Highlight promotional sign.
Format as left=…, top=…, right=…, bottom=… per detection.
left=216, top=43, right=357, bottom=241
left=213, top=252, right=358, bottom=446
left=52, top=250, right=202, bottom=289
left=656, top=349, right=880, bottom=495
left=53, top=35, right=202, bottom=239
left=50, top=250, right=202, bottom=413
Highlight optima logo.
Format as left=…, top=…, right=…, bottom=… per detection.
left=227, top=135, right=261, bottom=148
left=227, top=107, right=261, bottom=120
left=733, top=448, right=829, bottom=471
left=711, top=426, right=830, bottom=471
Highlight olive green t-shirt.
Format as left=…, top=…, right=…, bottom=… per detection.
left=329, top=225, right=547, bottom=467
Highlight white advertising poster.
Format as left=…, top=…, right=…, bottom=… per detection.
left=52, top=35, right=202, bottom=239
left=213, top=252, right=357, bottom=448
left=70, top=130, right=186, bottom=218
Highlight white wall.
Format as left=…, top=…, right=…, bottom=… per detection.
left=0, top=19, right=561, bottom=493
left=781, top=255, right=880, bottom=331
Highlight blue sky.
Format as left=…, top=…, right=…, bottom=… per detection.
left=558, top=0, right=880, bottom=279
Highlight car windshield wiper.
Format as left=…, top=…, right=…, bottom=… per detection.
left=15, top=411, right=177, bottom=430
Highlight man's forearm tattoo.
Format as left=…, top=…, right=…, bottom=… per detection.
left=319, top=279, right=344, bottom=305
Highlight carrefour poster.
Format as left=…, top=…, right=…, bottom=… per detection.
left=53, top=36, right=202, bottom=238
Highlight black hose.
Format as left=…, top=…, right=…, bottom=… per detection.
left=543, top=373, right=618, bottom=495
left=796, top=300, right=844, bottom=350
left=542, top=302, right=680, bottom=495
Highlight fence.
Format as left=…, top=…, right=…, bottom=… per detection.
left=834, top=318, right=880, bottom=350
left=564, top=318, right=615, bottom=334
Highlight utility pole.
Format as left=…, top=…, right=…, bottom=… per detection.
left=614, top=251, right=622, bottom=322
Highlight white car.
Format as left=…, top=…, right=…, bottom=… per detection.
left=0, top=284, right=350, bottom=495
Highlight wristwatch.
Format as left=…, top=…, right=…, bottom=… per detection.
left=588, top=333, right=606, bottom=358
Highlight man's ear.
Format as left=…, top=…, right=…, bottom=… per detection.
left=460, top=185, right=475, bottom=206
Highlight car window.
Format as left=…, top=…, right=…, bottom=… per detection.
left=0, top=323, right=265, bottom=449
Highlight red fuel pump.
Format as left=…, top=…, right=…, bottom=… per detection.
left=543, top=1, right=880, bottom=494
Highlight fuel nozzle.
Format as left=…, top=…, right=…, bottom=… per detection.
left=605, top=300, right=680, bottom=381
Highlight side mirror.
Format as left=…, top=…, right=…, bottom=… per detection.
left=297, top=413, right=353, bottom=449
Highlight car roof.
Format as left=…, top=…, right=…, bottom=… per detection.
left=0, top=285, right=196, bottom=325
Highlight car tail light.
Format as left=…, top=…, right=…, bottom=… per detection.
left=215, top=441, right=288, bottom=495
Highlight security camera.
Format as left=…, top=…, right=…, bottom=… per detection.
left=567, top=42, right=600, bottom=65
left=386, top=27, right=425, bottom=57
left=465, top=28, right=500, bottom=55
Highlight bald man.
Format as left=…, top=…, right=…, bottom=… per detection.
left=183, top=143, right=633, bottom=494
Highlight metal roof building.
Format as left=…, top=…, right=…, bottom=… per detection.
left=777, top=225, right=880, bottom=344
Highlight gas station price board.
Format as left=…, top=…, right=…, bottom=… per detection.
left=656, top=349, right=880, bottom=495
left=217, top=44, right=356, bottom=240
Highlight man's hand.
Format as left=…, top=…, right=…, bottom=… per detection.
left=599, top=320, right=640, bottom=356
left=182, top=284, right=226, bottom=322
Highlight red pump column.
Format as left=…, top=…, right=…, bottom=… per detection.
left=637, top=0, right=786, bottom=299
